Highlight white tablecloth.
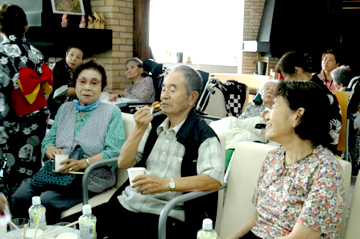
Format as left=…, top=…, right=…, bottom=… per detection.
left=7, top=225, right=79, bottom=238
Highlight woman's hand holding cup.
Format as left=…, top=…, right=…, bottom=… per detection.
left=45, top=146, right=64, bottom=160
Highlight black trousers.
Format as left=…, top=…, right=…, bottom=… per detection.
left=94, top=199, right=186, bottom=239
left=240, top=230, right=262, bottom=239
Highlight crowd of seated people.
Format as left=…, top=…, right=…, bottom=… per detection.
left=1, top=2, right=360, bottom=239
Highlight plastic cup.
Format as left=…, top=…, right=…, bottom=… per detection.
left=0, top=222, right=6, bottom=239
left=57, top=232, right=78, bottom=239
left=127, top=167, right=145, bottom=186
left=42, top=222, right=77, bottom=238
left=54, top=154, right=69, bottom=171
left=7, top=218, right=29, bottom=238
left=23, top=228, right=43, bottom=239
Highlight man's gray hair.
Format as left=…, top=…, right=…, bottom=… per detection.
left=168, top=65, right=203, bottom=95
left=259, top=79, right=282, bottom=95
left=331, top=65, right=353, bottom=87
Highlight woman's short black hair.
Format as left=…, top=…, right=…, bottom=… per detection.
left=66, top=45, right=85, bottom=58
left=322, top=49, right=341, bottom=64
left=275, top=51, right=315, bottom=75
left=73, top=58, right=107, bottom=91
left=275, top=80, right=333, bottom=148
left=0, top=3, right=28, bottom=36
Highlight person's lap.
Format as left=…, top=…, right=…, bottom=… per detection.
left=12, top=179, right=83, bottom=224
left=91, top=196, right=185, bottom=239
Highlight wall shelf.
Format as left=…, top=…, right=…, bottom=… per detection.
left=26, top=27, right=113, bottom=58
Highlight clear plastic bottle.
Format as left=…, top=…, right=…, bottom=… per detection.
left=197, top=218, right=217, bottom=239
left=79, top=204, right=97, bottom=239
left=28, top=196, right=47, bottom=230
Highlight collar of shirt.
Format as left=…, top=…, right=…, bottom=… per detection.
left=156, top=117, right=186, bottom=135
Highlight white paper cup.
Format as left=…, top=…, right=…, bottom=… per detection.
left=0, top=222, right=6, bottom=239
left=23, top=228, right=43, bottom=239
left=57, top=232, right=78, bottom=239
left=55, top=154, right=69, bottom=171
left=127, top=167, right=145, bottom=186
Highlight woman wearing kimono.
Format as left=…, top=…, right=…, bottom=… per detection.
left=0, top=3, right=52, bottom=199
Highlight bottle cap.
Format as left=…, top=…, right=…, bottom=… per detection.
left=32, top=196, right=41, bottom=205
left=83, top=204, right=92, bottom=214
left=202, top=218, right=213, bottom=230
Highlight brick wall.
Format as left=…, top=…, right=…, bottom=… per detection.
left=242, top=0, right=279, bottom=75
left=90, top=0, right=134, bottom=91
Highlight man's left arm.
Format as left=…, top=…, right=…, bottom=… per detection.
left=132, top=136, right=223, bottom=194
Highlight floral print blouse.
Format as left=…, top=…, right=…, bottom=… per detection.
left=251, top=145, right=346, bottom=238
left=124, top=76, right=155, bottom=102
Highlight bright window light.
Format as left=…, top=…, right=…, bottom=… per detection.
left=150, top=0, right=244, bottom=66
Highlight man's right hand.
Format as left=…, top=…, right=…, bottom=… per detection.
left=134, top=106, right=154, bottom=131
left=45, top=146, right=64, bottom=160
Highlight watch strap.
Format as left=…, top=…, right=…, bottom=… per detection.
left=169, top=178, right=175, bottom=192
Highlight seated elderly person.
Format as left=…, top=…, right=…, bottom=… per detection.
left=222, top=81, right=346, bottom=239
left=86, top=65, right=223, bottom=238
left=239, top=79, right=281, bottom=120
left=108, top=57, right=155, bottom=102
left=11, top=59, right=126, bottom=224
left=211, top=80, right=281, bottom=171
left=331, top=65, right=354, bottom=91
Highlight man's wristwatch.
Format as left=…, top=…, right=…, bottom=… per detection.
left=169, top=178, right=176, bottom=192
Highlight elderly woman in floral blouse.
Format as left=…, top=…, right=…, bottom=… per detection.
left=224, top=81, right=346, bottom=239
left=108, top=57, right=155, bottom=102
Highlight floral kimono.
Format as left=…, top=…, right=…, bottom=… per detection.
left=0, top=34, right=51, bottom=196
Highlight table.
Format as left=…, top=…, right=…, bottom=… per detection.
left=7, top=225, right=80, bottom=239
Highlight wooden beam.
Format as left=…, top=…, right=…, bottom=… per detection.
left=134, top=0, right=151, bottom=61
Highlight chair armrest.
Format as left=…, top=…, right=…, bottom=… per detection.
left=82, top=157, right=118, bottom=204
left=158, top=183, right=227, bottom=239
left=198, top=114, right=222, bottom=122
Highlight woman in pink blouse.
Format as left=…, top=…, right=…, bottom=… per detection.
left=224, top=81, right=346, bottom=239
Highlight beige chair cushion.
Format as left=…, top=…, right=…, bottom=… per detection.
left=219, top=142, right=276, bottom=238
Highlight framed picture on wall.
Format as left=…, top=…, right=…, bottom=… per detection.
left=51, top=0, right=85, bottom=15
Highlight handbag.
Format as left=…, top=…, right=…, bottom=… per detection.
left=30, top=160, right=79, bottom=188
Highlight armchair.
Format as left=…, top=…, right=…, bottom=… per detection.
left=60, top=112, right=135, bottom=219
left=158, top=141, right=352, bottom=239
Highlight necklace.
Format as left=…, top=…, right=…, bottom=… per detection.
left=75, top=112, right=89, bottom=122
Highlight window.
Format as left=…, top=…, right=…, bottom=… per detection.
left=150, top=0, right=244, bottom=67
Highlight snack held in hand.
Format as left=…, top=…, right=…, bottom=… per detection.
left=151, top=101, right=161, bottom=111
